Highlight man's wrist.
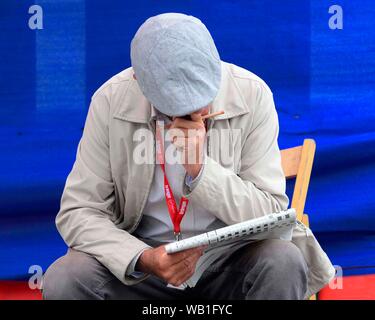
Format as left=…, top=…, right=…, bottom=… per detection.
left=126, top=247, right=151, bottom=278
left=185, top=165, right=204, bottom=191
left=136, top=248, right=152, bottom=273
left=186, top=164, right=202, bottom=179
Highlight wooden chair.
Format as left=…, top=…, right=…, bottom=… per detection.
left=280, top=139, right=316, bottom=227
left=280, top=139, right=317, bottom=300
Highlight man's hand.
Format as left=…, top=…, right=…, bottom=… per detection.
left=167, top=112, right=206, bottom=179
left=136, top=245, right=205, bottom=286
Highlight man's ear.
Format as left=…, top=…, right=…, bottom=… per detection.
left=133, top=73, right=137, bottom=80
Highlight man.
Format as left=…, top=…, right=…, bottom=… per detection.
left=43, top=13, right=334, bottom=300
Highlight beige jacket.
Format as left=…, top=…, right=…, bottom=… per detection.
left=56, top=61, right=335, bottom=298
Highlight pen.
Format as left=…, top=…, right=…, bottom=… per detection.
left=172, top=110, right=225, bottom=123
left=201, top=110, right=225, bottom=120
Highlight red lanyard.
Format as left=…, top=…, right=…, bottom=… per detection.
left=155, top=121, right=189, bottom=241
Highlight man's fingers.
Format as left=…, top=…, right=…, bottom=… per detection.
left=167, top=256, right=199, bottom=286
left=168, top=268, right=194, bottom=287
left=190, top=113, right=203, bottom=122
left=167, top=247, right=204, bottom=266
left=169, top=118, right=204, bottom=130
left=184, top=251, right=203, bottom=268
left=158, top=246, right=205, bottom=285
left=167, top=128, right=204, bottom=151
left=169, top=247, right=203, bottom=264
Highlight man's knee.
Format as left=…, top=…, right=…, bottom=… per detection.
left=42, top=249, right=106, bottom=300
left=257, top=240, right=308, bottom=277
left=244, top=239, right=308, bottom=299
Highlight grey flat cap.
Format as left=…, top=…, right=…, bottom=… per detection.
left=130, top=13, right=221, bottom=117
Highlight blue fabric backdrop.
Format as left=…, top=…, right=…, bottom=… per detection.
left=0, top=0, right=374, bottom=279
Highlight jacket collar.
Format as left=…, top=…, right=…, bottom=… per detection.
left=113, top=61, right=249, bottom=124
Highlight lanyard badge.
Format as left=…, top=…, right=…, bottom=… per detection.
left=155, top=121, right=189, bottom=241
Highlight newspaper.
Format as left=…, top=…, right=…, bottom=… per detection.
left=166, top=209, right=296, bottom=290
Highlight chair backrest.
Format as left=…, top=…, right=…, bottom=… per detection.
left=280, top=139, right=316, bottom=222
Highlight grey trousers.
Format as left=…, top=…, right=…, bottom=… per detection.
left=42, top=239, right=308, bottom=300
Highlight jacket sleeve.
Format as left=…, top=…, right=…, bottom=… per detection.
left=183, top=85, right=289, bottom=225
left=56, top=92, right=151, bottom=285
